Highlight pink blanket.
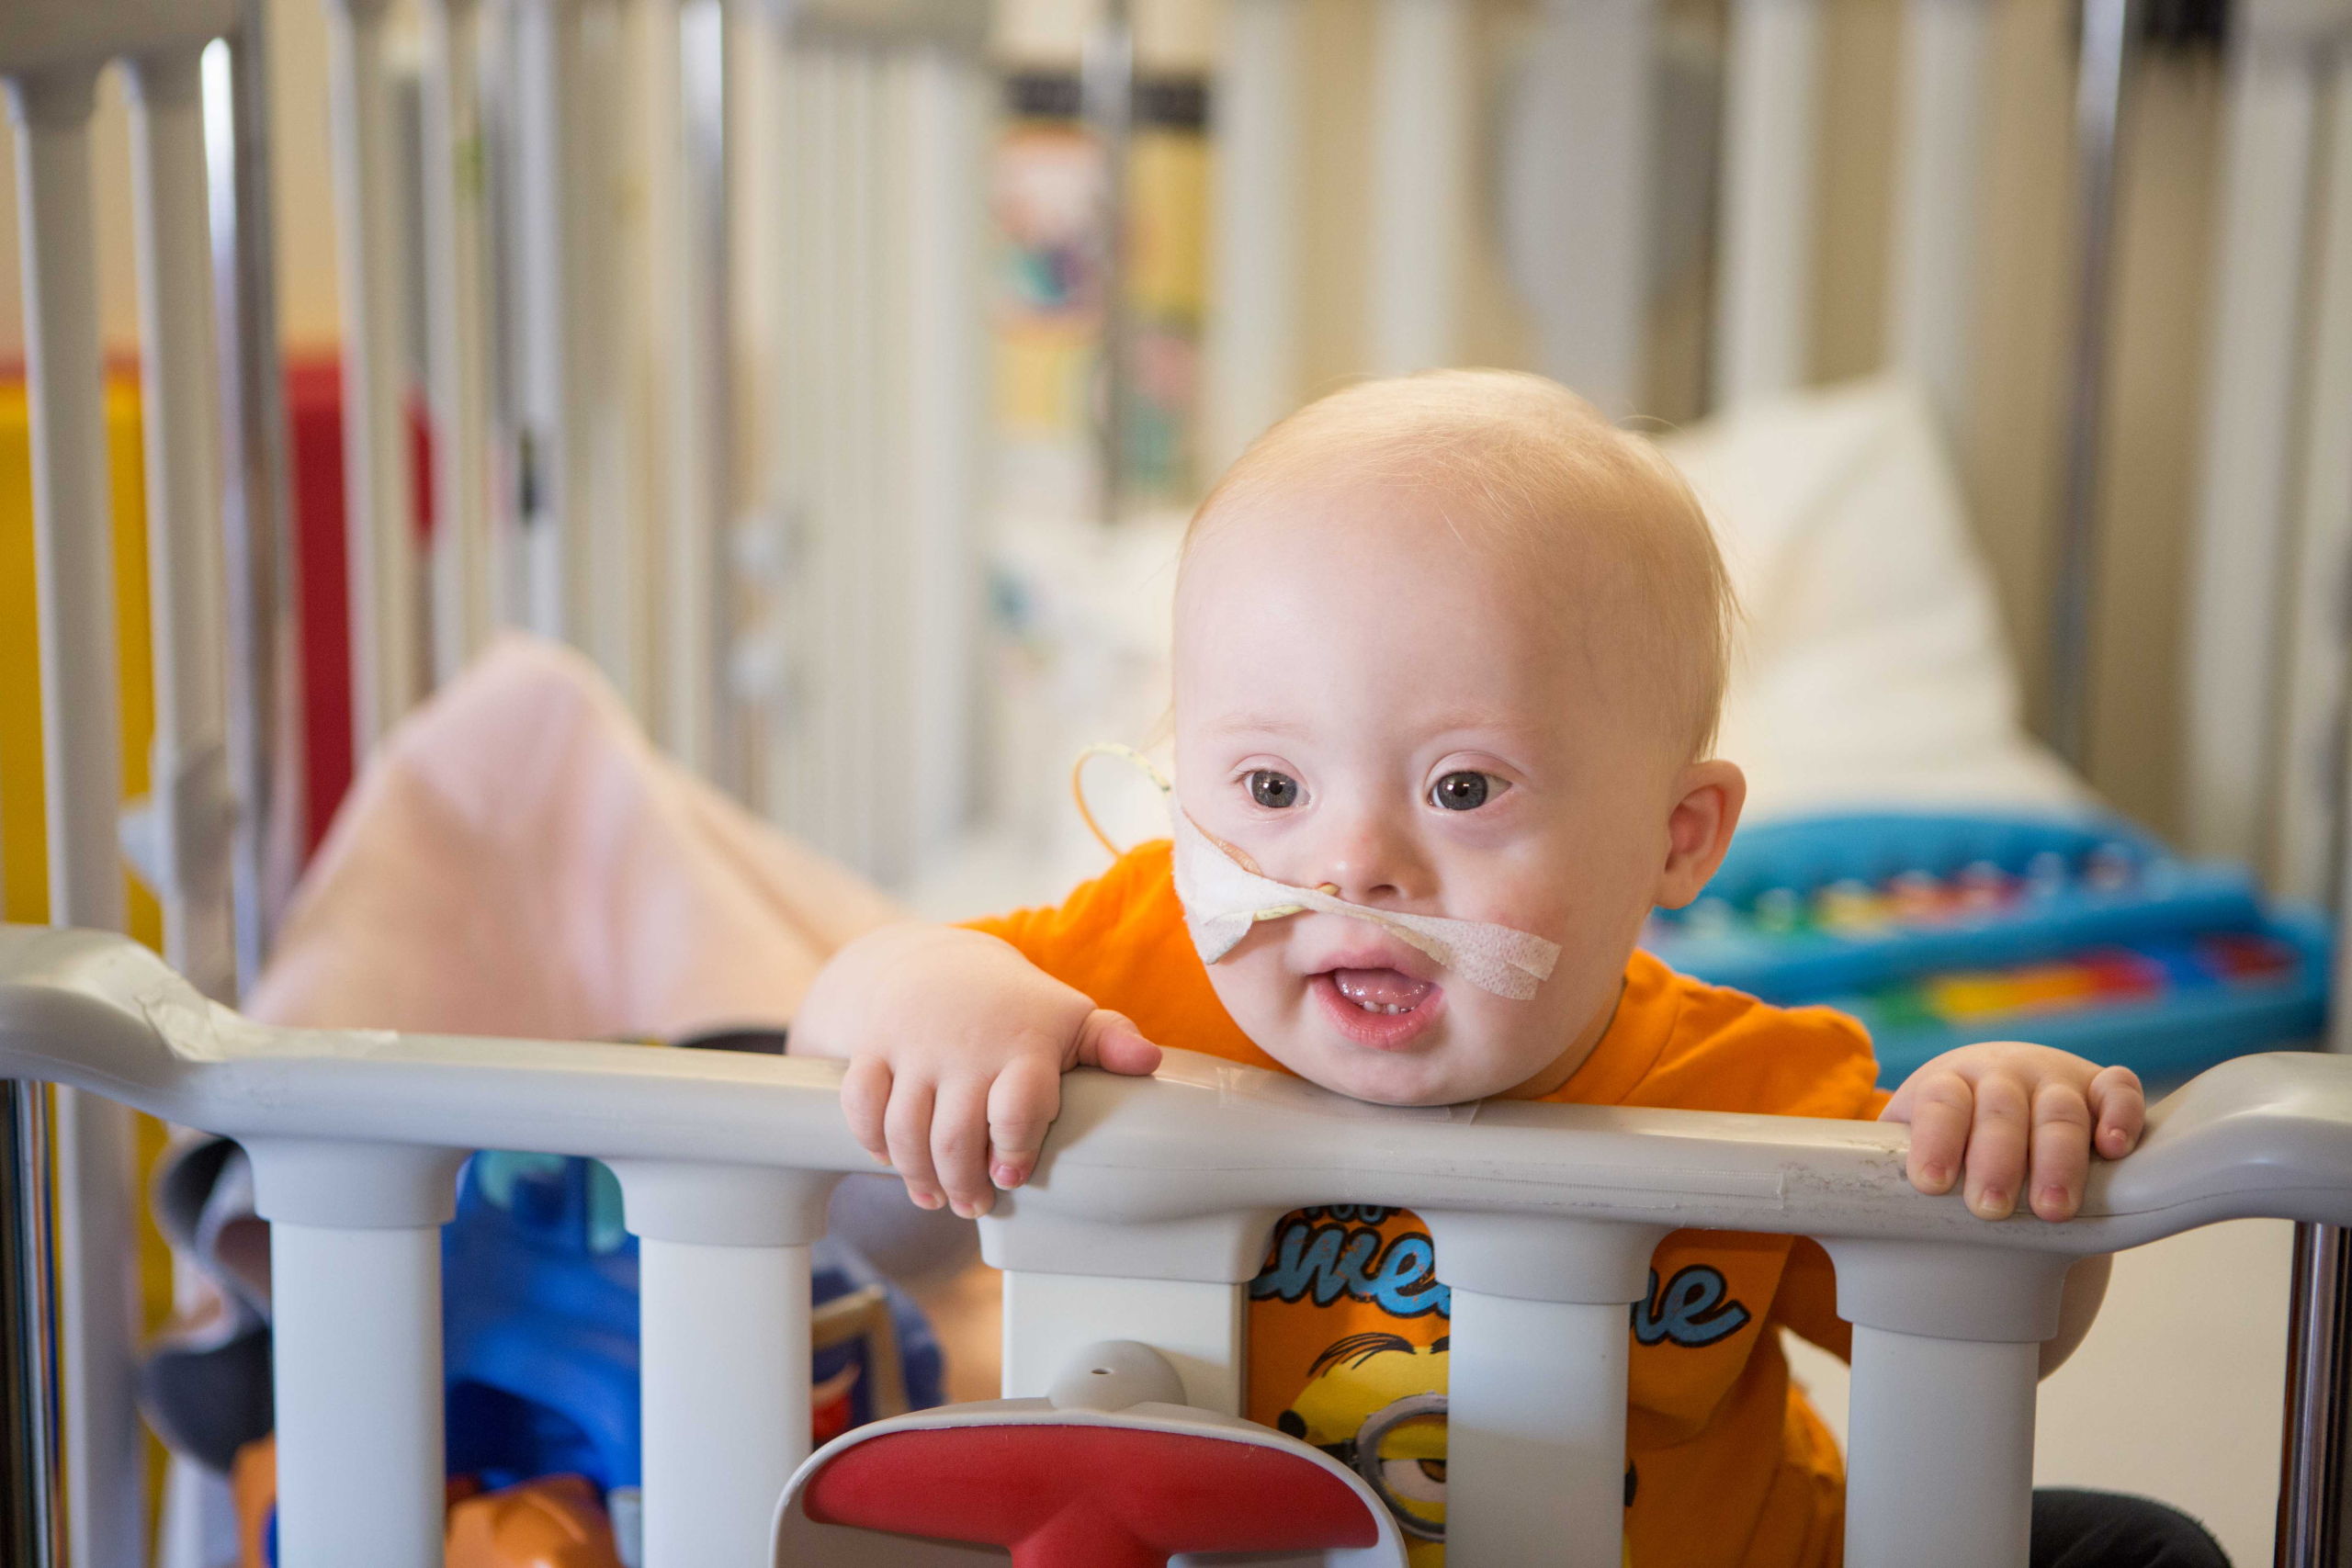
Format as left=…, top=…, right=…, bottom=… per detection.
left=247, top=634, right=899, bottom=1040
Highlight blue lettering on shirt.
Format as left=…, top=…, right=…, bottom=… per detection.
left=1251, top=1208, right=1451, bottom=1318
left=1631, top=1265, right=1752, bottom=1348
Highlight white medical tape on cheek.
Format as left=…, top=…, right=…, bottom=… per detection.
left=1164, top=798, right=1563, bottom=1002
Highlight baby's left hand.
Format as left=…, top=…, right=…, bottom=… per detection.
left=1880, top=1043, right=2145, bottom=1221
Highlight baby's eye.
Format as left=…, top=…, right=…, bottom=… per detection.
left=1430, top=772, right=1497, bottom=811
left=1248, top=771, right=1301, bottom=809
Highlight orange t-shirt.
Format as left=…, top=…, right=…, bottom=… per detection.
left=967, top=840, right=1890, bottom=1568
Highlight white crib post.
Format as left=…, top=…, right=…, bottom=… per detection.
left=611, top=1162, right=837, bottom=1568
left=325, top=0, right=422, bottom=765
left=2185, top=5, right=2330, bottom=866
left=1885, top=0, right=1992, bottom=437
left=248, top=1140, right=464, bottom=1568
left=1204, top=0, right=1301, bottom=472
left=1424, top=1214, right=1667, bottom=1568
left=1714, top=0, right=1821, bottom=409
left=6, top=64, right=154, bottom=1568
left=1826, top=1240, right=2073, bottom=1568
left=422, top=0, right=497, bottom=690
left=1368, top=0, right=1471, bottom=373
left=127, top=45, right=240, bottom=1005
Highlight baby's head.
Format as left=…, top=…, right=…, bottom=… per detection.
left=1170, top=370, right=1742, bottom=1106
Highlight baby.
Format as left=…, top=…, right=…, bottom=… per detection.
left=794, top=372, right=2164, bottom=1566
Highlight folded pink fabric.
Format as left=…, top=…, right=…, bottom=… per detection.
left=246, top=634, right=899, bottom=1040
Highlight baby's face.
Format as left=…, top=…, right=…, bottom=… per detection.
left=1171, top=480, right=1734, bottom=1106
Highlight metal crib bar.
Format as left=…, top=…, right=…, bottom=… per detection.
left=1714, top=0, right=1821, bottom=408
left=0, top=1083, right=62, bottom=1568
left=127, top=45, right=241, bottom=1005
left=324, top=0, right=423, bottom=766
left=207, top=0, right=307, bottom=998
left=664, top=0, right=732, bottom=784
left=1885, top=0, right=1993, bottom=440
left=422, top=0, right=498, bottom=692
left=1366, top=0, right=1468, bottom=376
left=5, top=62, right=153, bottom=1568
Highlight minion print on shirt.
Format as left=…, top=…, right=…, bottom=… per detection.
left=1248, top=1205, right=1815, bottom=1568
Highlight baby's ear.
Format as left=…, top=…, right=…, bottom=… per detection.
left=1655, top=760, right=1746, bottom=910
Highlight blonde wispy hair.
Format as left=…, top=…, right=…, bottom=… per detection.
left=1180, top=369, right=1737, bottom=758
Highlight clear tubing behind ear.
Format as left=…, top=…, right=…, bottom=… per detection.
left=1070, top=741, right=1175, bottom=860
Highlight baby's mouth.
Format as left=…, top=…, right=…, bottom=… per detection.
left=1331, top=968, right=1436, bottom=1015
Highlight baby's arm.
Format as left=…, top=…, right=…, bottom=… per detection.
left=791, top=925, right=1162, bottom=1218
left=1880, top=1042, right=2145, bottom=1222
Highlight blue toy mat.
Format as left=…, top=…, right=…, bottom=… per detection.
left=1642, top=810, right=2332, bottom=1087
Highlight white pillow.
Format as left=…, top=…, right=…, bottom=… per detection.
left=1662, top=376, right=2090, bottom=820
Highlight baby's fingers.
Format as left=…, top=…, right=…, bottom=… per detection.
left=840, top=1056, right=895, bottom=1166
left=1896, top=1067, right=1973, bottom=1196
left=2088, top=1065, right=2145, bottom=1159
left=1074, top=1010, right=1162, bottom=1077
left=987, top=1054, right=1063, bottom=1191
left=883, top=1077, right=945, bottom=1212
left=1962, top=1073, right=2031, bottom=1221
left=931, top=1077, right=1000, bottom=1219
left=2026, top=1084, right=2094, bottom=1221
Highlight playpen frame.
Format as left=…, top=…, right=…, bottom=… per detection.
left=6, top=0, right=2352, bottom=1563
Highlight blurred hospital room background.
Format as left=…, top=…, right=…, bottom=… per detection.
left=3, top=0, right=2348, bottom=1561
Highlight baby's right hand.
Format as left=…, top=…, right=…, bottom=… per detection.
left=790, top=925, right=1162, bottom=1218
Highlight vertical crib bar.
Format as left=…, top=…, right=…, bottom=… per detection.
left=2048, top=0, right=2136, bottom=773
left=325, top=0, right=423, bottom=763
left=1848, top=1329, right=2039, bottom=1566
left=640, top=1240, right=810, bottom=1565
left=251, top=1142, right=460, bottom=1568
left=272, top=1226, right=447, bottom=1565
left=1424, top=1215, right=1664, bottom=1568
left=423, top=0, right=497, bottom=689
left=1714, top=0, right=1820, bottom=408
left=666, top=0, right=731, bottom=782
left=902, top=45, right=984, bottom=868
left=1445, top=1292, right=1630, bottom=1568
left=1502, top=0, right=1654, bottom=418
left=0, top=1084, right=62, bottom=1568
left=1829, top=1241, right=2068, bottom=1568
left=2272, top=39, right=2352, bottom=906
left=207, top=5, right=306, bottom=996
left=1204, top=0, right=1300, bottom=474
left=1886, top=0, right=1992, bottom=437
left=2278, top=1224, right=2352, bottom=1565
left=2185, top=25, right=2322, bottom=864
left=6, top=68, right=123, bottom=937
left=1368, top=0, right=1469, bottom=373
left=129, top=47, right=240, bottom=1004
left=613, top=1164, right=834, bottom=1568
left=839, top=54, right=881, bottom=876
left=6, top=67, right=154, bottom=1568
left=1082, top=0, right=1134, bottom=515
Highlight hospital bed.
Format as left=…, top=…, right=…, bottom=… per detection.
left=6, top=0, right=2352, bottom=1563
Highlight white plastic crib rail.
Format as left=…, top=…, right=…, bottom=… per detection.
left=6, top=923, right=2352, bottom=1568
